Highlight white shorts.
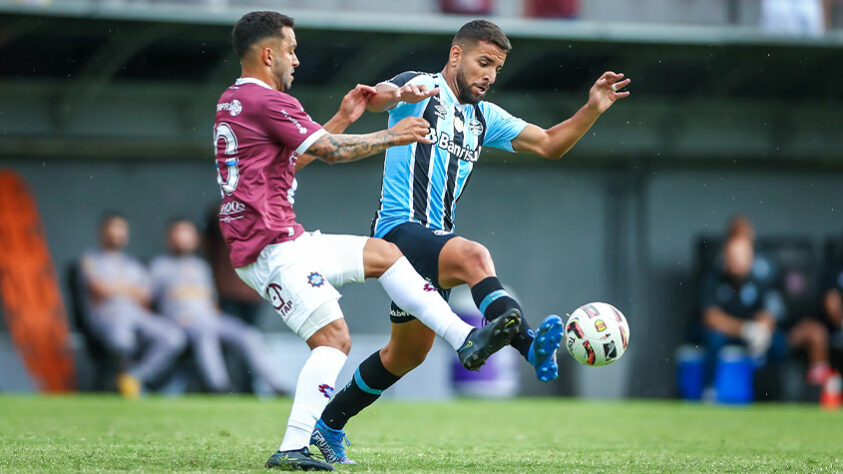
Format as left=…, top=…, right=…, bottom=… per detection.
left=235, top=231, right=367, bottom=340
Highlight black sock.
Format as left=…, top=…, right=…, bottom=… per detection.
left=471, top=276, right=534, bottom=358
left=321, top=351, right=400, bottom=430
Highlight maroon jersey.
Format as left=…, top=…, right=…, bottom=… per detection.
left=214, top=77, right=327, bottom=267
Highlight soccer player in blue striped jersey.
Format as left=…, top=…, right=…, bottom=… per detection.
left=312, top=19, right=630, bottom=464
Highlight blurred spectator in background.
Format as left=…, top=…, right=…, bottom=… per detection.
left=822, top=238, right=843, bottom=368
left=204, top=206, right=263, bottom=325
left=80, top=212, right=186, bottom=398
left=701, top=235, right=782, bottom=389
left=727, top=214, right=830, bottom=385
left=701, top=235, right=831, bottom=392
left=439, top=0, right=493, bottom=15
left=761, top=0, right=831, bottom=36
left=725, top=215, right=778, bottom=291
left=150, top=218, right=287, bottom=394
left=525, top=0, right=579, bottom=19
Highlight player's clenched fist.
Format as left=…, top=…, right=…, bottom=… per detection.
left=389, top=117, right=433, bottom=145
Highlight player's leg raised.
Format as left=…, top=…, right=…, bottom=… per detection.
left=438, top=236, right=564, bottom=382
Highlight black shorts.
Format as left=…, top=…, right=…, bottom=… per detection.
left=381, top=222, right=457, bottom=323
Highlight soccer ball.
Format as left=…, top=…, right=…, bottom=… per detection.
left=564, top=302, right=629, bottom=367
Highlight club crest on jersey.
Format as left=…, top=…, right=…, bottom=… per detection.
left=318, top=384, right=334, bottom=399
left=434, top=104, right=448, bottom=120
left=307, top=272, right=325, bottom=287
left=468, top=118, right=484, bottom=136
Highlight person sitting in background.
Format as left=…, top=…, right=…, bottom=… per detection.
left=80, top=212, right=186, bottom=398
left=701, top=236, right=831, bottom=391
left=728, top=214, right=830, bottom=385
left=821, top=243, right=843, bottom=368
left=149, top=218, right=287, bottom=394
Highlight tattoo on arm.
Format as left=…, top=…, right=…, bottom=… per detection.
left=306, top=130, right=398, bottom=164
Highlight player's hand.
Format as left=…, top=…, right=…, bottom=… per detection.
left=586, top=71, right=630, bottom=114
left=337, top=84, right=378, bottom=124
left=396, top=83, right=440, bottom=104
left=389, top=117, right=433, bottom=145
left=740, top=321, right=773, bottom=356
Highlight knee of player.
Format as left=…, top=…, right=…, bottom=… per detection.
left=363, top=238, right=402, bottom=278
left=110, top=335, right=136, bottom=357
left=460, top=241, right=493, bottom=273
left=307, top=310, right=352, bottom=354
left=165, top=329, right=188, bottom=352
left=326, top=330, right=352, bottom=354
left=808, top=321, right=829, bottom=344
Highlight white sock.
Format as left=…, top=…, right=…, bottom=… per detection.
left=278, top=346, right=347, bottom=452
left=378, top=256, right=473, bottom=351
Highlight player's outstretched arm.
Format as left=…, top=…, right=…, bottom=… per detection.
left=512, top=71, right=630, bottom=159
left=366, top=82, right=440, bottom=113
left=296, top=84, right=377, bottom=171
left=305, top=117, right=432, bottom=164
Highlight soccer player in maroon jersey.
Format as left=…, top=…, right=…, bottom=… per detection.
left=214, top=12, right=521, bottom=471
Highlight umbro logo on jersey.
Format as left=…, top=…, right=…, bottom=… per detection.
left=434, top=104, right=448, bottom=120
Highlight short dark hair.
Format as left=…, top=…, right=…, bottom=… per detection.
left=167, top=216, right=195, bottom=229
left=452, top=19, right=511, bottom=53
left=232, top=11, right=295, bottom=59
left=99, top=211, right=127, bottom=227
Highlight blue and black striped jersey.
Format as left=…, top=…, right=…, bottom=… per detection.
left=370, top=71, right=528, bottom=238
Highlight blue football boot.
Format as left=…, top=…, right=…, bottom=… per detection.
left=310, top=419, right=355, bottom=465
left=527, top=314, right=564, bottom=382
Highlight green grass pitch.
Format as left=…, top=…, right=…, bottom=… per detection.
left=1, top=395, right=841, bottom=472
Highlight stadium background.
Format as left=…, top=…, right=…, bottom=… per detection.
left=0, top=0, right=842, bottom=401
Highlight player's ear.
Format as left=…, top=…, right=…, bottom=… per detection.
left=449, top=45, right=462, bottom=67
left=261, top=46, right=273, bottom=67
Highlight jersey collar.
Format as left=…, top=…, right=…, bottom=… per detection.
left=436, top=72, right=469, bottom=112
left=235, top=77, right=274, bottom=90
